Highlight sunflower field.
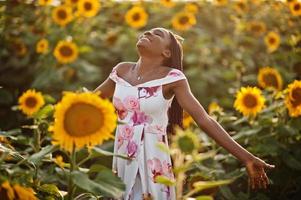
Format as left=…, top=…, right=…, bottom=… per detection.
left=1, top=0, right=301, bottom=199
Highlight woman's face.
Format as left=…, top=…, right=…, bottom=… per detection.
left=136, top=27, right=171, bottom=59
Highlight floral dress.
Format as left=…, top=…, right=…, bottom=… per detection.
left=109, top=64, right=187, bottom=200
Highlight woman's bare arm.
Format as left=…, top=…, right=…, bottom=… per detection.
left=172, top=79, right=255, bottom=164
left=93, top=77, right=115, bottom=99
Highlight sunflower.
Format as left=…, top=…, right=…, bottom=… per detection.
left=172, top=126, right=200, bottom=154
left=184, top=3, right=199, bottom=14
left=234, top=86, right=266, bottom=117
left=183, top=110, right=195, bottom=128
left=208, top=101, right=223, bottom=115
left=63, top=67, right=77, bottom=81
left=160, top=0, right=176, bottom=8
left=18, top=89, right=45, bottom=117
left=234, top=0, right=248, bottom=13
left=289, top=1, right=301, bottom=16
left=214, top=0, right=228, bottom=6
left=13, top=40, right=27, bottom=57
left=38, top=0, right=52, bottom=6
left=13, top=184, right=37, bottom=200
left=49, top=91, right=117, bottom=152
left=285, top=80, right=301, bottom=117
left=247, top=21, right=266, bottom=37
left=77, top=0, right=101, bottom=18
left=54, top=155, right=69, bottom=168
left=36, top=38, right=49, bottom=54
left=171, top=12, right=196, bottom=31
left=125, top=6, right=148, bottom=29
left=105, top=31, right=119, bottom=46
left=286, top=0, right=297, bottom=4
left=264, top=31, right=280, bottom=53
left=52, top=5, right=73, bottom=27
left=257, top=67, right=283, bottom=91
left=54, top=40, right=78, bottom=64
left=64, top=0, right=79, bottom=6
left=0, top=181, right=15, bottom=200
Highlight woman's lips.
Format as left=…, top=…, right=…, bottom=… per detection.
left=140, top=37, right=151, bottom=42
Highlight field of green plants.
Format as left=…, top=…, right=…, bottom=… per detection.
left=0, top=0, right=301, bottom=199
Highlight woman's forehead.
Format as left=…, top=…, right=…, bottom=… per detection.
left=150, top=28, right=169, bottom=38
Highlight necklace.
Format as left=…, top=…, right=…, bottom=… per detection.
left=132, top=63, right=155, bottom=81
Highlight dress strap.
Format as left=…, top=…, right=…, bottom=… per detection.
left=109, top=65, right=187, bottom=87
left=109, top=65, right=130, bottom=86
left=142, top=68, right=187, bottom=87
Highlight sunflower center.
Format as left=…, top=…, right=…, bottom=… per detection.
left=269, top=37, right=276, bottom=44
left=294, top=4, right=300, bottom=11
left=263, top=73, right=278, bottom=88
left=179, top=16, right=189, bottom=25
left=72, top=0, right=78, bottom=3
left=64, top=103, right=104, bottom=137
left=251, top=24, right=263, bottom=33
left=291, top=88, right=301, bottom=106
left=25, top=97, right=38, bottom=108
left=59, top=45, right=73, bottom=57
left=132, top=13, right=141, bottom=21
left=57, top=10, right=67, bottom=20
left=243, top=94, right=257, bottom=108
left=237, top=2, right=246, bottom=10
left=84, top=2, right=92, bottom=11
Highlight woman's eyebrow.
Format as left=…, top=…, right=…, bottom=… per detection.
left=153, top=29, right=164, bottom=37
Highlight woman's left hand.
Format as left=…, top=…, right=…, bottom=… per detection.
left=244, top=156, right=275, bottom=190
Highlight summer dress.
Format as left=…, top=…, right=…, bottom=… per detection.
left=109, top=63, right=187, bottom=200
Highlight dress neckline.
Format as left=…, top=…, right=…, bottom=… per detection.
left=114, top=66, right=177, bottom=87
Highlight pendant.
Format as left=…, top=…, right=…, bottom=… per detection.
left=137, top=76, right=141, bottom=80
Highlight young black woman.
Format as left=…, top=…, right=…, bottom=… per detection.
left=94, top=27, right=275, bottom=200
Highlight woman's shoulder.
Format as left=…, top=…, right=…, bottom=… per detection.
left=112, top=62, right=134, bottom=74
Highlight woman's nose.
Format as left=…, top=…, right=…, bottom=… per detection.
left=144, top=31, right=152, bottom=36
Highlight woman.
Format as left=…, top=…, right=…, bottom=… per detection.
left=94, top=27, right=275, bottom=200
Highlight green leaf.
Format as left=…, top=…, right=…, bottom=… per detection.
left=156, top=142, right=171, bottom=154
left=91, top=146, right=130, bottom=160
left=192, top=179, right=234, bottom=192
left=71, top=170, right=125, bottom=198
left=38, top=184, right=63, bottom=199
left=155, top=175, right=176, bottom=186
left=196, top=195, right=214, bottom=200
left=43, top=94, right=57, bottom=104
left=33, top=104, right=54, bottom=119
left=28, top=145, right=59, bottom=164
left=88, top=164, right=110, bottom=174
left=74, top=193, right=98, bottom=200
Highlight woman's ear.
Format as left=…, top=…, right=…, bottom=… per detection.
left=162, top=49, right=171, bottom=59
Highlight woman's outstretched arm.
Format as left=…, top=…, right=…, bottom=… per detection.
left=172, top=78, right=275, bottom=190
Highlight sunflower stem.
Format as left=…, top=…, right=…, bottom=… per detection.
left=68, top=144, right=76, bottom=200
left=33, top=119, right=41, bottom=153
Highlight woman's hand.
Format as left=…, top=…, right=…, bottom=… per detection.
left=244, top=156, right=275, bottom=190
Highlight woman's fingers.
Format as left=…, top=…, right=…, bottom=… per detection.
left=263, top=161, right=275, bottom=169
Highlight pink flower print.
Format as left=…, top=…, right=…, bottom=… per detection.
left=117, top=133, right=124, bottom=149
left=120, top=125, right=134, bottom=140
left=162, top=160, right=173, bottom=178
left=127, top=140, right=138, bottom=159
left=124, top=96, right=140, bottom=111
left=131, top=110, right=153, bottom=126
left=147, top=158, right=163, bottom=182
left=138, top=86, right=160, bottom=99
left=113, top=97, right=128, bottom=120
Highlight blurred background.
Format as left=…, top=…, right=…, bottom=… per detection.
left=1, top=0, right=301, bottom=199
